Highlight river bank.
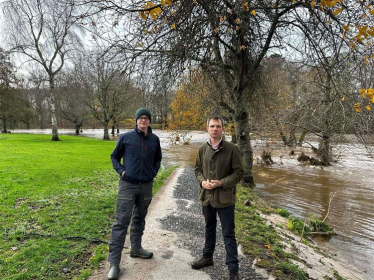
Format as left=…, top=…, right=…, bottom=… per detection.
left=7, top=129, right=374, bottom=279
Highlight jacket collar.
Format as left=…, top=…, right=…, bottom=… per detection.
left=207, top=137, right=223, bottom=150
left=135, top=126, right=152, bottom=136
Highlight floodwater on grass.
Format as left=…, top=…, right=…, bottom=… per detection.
left=10, top=129, right=374, bottom=279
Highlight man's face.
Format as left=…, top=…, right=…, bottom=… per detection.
left=207, top=118, right=223, bottom=140
left=137, top=114, right=150, bottom=130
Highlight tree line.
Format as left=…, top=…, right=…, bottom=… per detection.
left=1, top=0, right=374, bottom=183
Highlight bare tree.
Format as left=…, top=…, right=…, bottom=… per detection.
left=77, top=50, right=141, bottom=140
left=2, top=0, right=84, bottom=140
left=57, top=70, right=90, bottom=135
left=78, top=0, right=366, bottom=184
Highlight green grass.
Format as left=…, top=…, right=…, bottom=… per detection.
left=0, top=134, right=176, bottom=280
left=236, top=185, right=309, bottom=280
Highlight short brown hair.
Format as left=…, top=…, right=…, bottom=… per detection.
left=207, top=115, right=224, bottom=127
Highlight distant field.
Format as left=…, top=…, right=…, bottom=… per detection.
left=0, top=134, right=175, bottom=280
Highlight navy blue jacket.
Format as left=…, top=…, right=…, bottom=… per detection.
left=111, top=127, right=162, bottom=184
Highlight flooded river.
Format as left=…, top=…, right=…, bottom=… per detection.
left=11, top=129, right=374, bottom=279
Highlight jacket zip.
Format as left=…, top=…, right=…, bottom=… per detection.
left=140, top=135, right=143, bottom=183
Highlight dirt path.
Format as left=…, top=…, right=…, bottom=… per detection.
left=89, top=167, right=266, bottom=280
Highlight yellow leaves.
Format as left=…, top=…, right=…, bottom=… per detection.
left=242, top=2, right=250, bottom=12
left=252, top=10, right=257, bottom=16
left=140, top=12, right=147, bottom=20
left=357, top=26, right=369, bottom=39
left=342, top=25, right=349, bottom=32
left=341, top=97, right=345, bottom=102
left=366, top=88, right=374, bottom=98
left=311, top=0, right=315, bottom=8
left=357, top=89, right=374, bottom=110
left=171, top=23, right=176, bottom=29
left=332, top=7, right=343, bottom=15
left=169, top=70, right=212, bottom=132
left=139, top=1, right=169, bottom=20
left=150, top=7, right=162, bottom=20
left=370, top=9, right=374, bottom=15
left=214, top=27, right=220, bottom=33
left=239, top=45, right=246, bottom=51
left=264, top=244, right=271, bottom=249
left=354, top=103, right=361, bottom=112
left=161, top=0, right=173, bottom=7
left=320, top=0, right=340, bottom=8
left=137, top=42, right=143, bottom=47
left=367, top=27, right=374, bottom=37
left=235, top=18, right=241, bottom=24
left=220, top=16, right=226, bottom=22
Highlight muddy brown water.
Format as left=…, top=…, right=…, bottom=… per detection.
left=164, top=140, right=374, bottom=280
left=11, top=129, right=374, bottom=279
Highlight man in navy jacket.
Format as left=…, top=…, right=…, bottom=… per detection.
left=107, top=108, right=162, bottom=280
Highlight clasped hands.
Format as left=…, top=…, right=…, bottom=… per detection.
left=202, top=179, right=222, bottom=190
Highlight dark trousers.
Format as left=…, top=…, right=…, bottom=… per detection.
left=202, top=204, right=239, bottom=273
left=108, top=180, right=153, bottom=265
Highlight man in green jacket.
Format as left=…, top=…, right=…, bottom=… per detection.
left=192, top=116, right=244, bottom=280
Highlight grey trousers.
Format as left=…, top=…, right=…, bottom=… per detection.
left=108, top=180, right=153, bottom=265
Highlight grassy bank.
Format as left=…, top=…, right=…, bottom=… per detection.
left=235, top=186, right=351, bottom=280
left=0, top=134, right=175, bottom=280
left=236, top=186, right=309, bottom=280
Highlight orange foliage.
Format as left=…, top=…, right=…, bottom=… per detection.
left=168, top=71, right=212, bottom=133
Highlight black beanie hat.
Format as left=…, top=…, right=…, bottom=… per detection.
left=135, top=108, right=152, bottom=123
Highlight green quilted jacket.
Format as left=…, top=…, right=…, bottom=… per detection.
left=194, top=140, right=243, bottom=208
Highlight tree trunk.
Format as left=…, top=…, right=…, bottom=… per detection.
left=103, top=121, right=110, bottom=140
left=287, top=126, right=297, bottom=147
left=231, top=132, right=237, bottom=144
left=319, top=135, right=331, bottom=166
left=75, top=123, right=80, bottom=135
left=111, top=123, right=115, bottom=135
left=1, top=118, right=7, bottom=133
left=49, top=80, right=60, bottom=141
left=116, top=121, right=120, bottom=134
left=298, top=130, right=308, bottom=146
left=234, top=98, right=254, bottom=186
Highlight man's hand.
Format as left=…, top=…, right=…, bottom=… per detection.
left=209, top=180, right=222, bottom=188
left=121, top=171, right=126, bottom=177
left=202, top=179, right=222, bottom=189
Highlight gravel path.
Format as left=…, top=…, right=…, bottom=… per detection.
left=162, top=167, right=267, bottom=280
left=89, top=167, right=267, bottom=280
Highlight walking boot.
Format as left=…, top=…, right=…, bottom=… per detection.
left=107, top=264, right=120, bottom=280
left=130, top=247, right=153, bottom=259
left=229, top=271, right=239, bottom=280
left=191, top=257, right=214, bottom=269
